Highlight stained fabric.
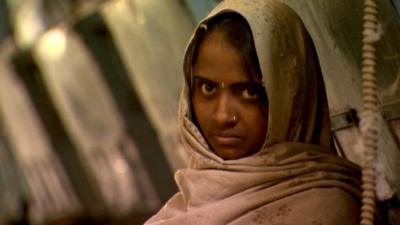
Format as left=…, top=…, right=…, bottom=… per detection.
left=144, top=0, right=361, bottom=224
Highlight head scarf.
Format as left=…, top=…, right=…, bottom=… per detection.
left=145, top=0, right=361, bottom=224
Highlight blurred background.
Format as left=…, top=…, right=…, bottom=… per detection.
left=0, top=0, right=399, bottom=225
left=0, top=0, right=220, bottom=224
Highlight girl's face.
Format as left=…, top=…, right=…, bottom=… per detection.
left=192, top=32, right=268, bottom=160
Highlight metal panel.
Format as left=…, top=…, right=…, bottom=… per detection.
left=0, top=41, right=80, bottom=224
left=74, top=13, right=177, bottom=204
left=101, top=0, right=195, bottom=170
left=32, top=27, right=158, bottom=216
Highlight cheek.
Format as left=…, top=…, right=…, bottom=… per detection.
left=191, top=97, right=209, bottom=127
left=242, top=106, right=268, bottom=140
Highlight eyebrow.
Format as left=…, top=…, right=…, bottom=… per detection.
left=193, top=75, right=261, bottom=87
left=193, top=76, right=219, bottom=86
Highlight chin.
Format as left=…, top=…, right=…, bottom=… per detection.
left=215, top=148, right=247, bottom=160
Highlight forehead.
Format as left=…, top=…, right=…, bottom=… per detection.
left=192, top=32, right=253, bottom=84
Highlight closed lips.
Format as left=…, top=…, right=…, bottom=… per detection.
left=213, top=133, right=243, bottom=145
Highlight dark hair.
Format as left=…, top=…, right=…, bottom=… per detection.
left=192, top=13, right=263, bottom=83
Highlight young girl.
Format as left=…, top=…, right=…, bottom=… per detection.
left=145, top=0, right=361, bottom=224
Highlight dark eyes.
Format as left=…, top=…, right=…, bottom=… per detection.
left=241, top=88, right=259, bottom=100
left=197, top=81, right=260, bottom=100
left=200, top=82, right=217, bottom=96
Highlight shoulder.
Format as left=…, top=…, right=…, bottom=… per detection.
left=233, top=187, right=360, bottom=225
left=288, top=187, right=360, bottom=225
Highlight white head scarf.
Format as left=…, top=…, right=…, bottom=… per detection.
left=145, top=1, right=361, bottom=224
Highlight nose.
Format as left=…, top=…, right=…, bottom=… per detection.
left=212, top=92, right=238, bottom=126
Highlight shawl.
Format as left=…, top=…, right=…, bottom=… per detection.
left=145, top=0, right=361, bottom=224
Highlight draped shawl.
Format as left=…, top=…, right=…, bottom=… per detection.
left=145, top=0, right=361, bottom=224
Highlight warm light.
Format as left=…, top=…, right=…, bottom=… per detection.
left=37, top=28, right=67, bottom=59
left=114, top=157, right=129, bottom=174
left=14, top=0, right=45, bottom=49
